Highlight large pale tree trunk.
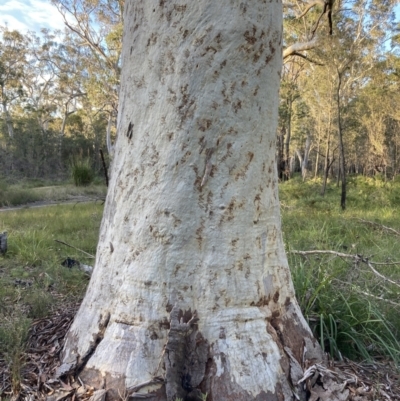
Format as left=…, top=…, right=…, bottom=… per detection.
left=58, top=1, right=323, bottom=400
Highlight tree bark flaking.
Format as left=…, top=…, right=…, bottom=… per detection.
left=164, top=306, right=208, bottom=401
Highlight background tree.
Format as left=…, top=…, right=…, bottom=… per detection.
left=51, top=0, right=123, bottom=155
left=278, top=0, right=400, bottom=206
left=0, top=27, right=27, bottom=139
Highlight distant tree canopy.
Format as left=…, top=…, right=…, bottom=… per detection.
left=280, top=0, right=400, bottom=208
left=1, top=0, right=400, bottom=188
left=0, top=0, right=123, bottom=179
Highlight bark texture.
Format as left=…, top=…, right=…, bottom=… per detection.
left=58, top=1, right=323, bottom=400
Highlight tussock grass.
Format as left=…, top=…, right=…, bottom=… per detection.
left=69, top=157, right=94, bottom=186
left=282, top=176, right=400, bottom=365
left=0, top=203, right=103, bottom=393
left=0, top=315, right=31, bottom=393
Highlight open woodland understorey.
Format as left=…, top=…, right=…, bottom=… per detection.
left=1, top=0, right=400, bottom=400
left=0, top=1, right=400, bottom=195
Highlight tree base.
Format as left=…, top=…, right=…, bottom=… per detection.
left=59, top=301, right=324, bottom=401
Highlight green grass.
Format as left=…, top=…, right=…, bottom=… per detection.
left=0, top=315, right=31, bottom=393
left=0, top=174, right=399, bottom=396
left=281, top=175, right=400, bottom=365
left=0, top=179, right=41, bottom=207
left=69, top=157, right=95, bottom=186
left=0, top=178, right=106, bottom=207
left=0, top=202, right=103, bottom=395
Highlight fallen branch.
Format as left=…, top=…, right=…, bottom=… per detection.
left=54, top=239, right=95, bottom=259
left=354, top=288, right=400, bottom=307
left=291, top=250, right=400, bottom=289
left=333, top=278, right=400, bottom=307
left=365, top=260, right=400, bottom=288
left=357, top=218, right=400, bottom=236
left=291, top=249, right=355, bottom=259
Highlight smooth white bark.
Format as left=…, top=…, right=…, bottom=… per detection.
left=59, top=1, right=322, bottom=399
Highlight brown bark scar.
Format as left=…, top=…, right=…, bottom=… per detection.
left=164, top=306, right=209, bottom=401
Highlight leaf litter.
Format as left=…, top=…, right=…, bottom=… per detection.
left=0, top=305, right=399, bottom=401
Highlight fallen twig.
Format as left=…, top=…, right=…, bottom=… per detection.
left=291, top=250, right=400, bottom=289
left=54, top=239, right=95, bottom=259
left=357, top=218, right=400, bottom=236
left=333, top=278, right=400, bottom=307
left=354, top=288, right=400, bottom=307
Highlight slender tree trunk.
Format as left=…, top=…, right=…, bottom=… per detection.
left=284, top=98, right=292, bottom=180
left=277, top=127, right=285, bottom=180
left=106, top=111, right=115, bottom=156
left=38, top=117, right=49, bottom=175
left=336, top=73, right=346, bottom=210
left=321, top=87, right=333, bottom=196
left=58, top=108, right=75, bottom=168
left=58, top=2, right=323, bottom=400
left=301, top=131, right=311, bottom=181
left=314, top=120, right=321, bottom=179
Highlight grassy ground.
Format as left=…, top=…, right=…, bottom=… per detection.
left=0, top=202, right=104, bottom=387
left=0, top=175, right=399, bottom=395
left=281, top=175, right=400, bottom=364
left=0, top=178, right=107, bottom=207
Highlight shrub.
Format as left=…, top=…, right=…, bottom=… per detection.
left=70, top=158, right=94, bottom=186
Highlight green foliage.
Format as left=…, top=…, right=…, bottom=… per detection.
left=70, top=158, right=95, bottom=186
left=282, top=177, right=400, bottom=365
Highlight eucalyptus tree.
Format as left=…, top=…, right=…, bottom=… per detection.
left=278, top=67, right=301, bottom=180
left=355, top=54, right=400, bottom=177
left=291, top=98, right=314, bottom=180
left=52, top=0, right=123, bottom=155
left=321, top=0, right=398, bottom=207
left=57, top=2, right=325, bottom=400
left=279, top=0, right=337, bottom=180
left=24, top=29, right=87, bottom=164
left=281, top=0, right=399, bottom=202
left=23, top=30, right=59, bottom=137
left=0, top=27, right=28, bottom=139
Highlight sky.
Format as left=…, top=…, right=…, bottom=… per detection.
left=0, top=0, right=65, bottom=33
left=0, top=0, right=399, bottom=35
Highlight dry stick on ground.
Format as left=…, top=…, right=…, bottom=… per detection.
left=357, top=218, right=400, bottom=236
left=354, top=288, right=400, bottom=307
left=333, top=278, right=400, bottom=307
left=54, top=239, right=95, bottom=259
left=291, top=250, right=400, bottom=289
